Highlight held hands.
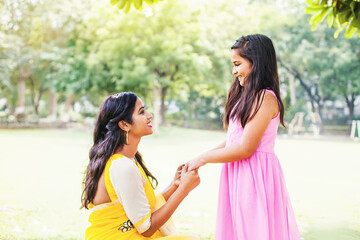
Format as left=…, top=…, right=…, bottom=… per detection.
left=187, top=156, right=206, bottom=172
left=178, top=163, right=200, bottom=194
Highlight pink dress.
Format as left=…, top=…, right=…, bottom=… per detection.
left=215, top=90, right=300, bottom=240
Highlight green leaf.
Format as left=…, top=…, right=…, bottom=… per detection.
left=306, top=6, right=323, bottom=14
left=133, top=0, right=143, bottom=9
left=306, top=0, right=319, bottom=5
left=123, top=1, right=132, bottom=13
left=327, top=9, right=334, bottom=27
left=338, top=9, right=352, bottom=24
left=334, top=28, right=341, bottom=38
left=110, top=0, right=120, bottom=5
left=352, top=11, right=360, bottom=28
left=345, top=22, right=357, bottom=38
left=118, top=0, right=127, bottom=9
left=309, top=7, right=331, bottom=30
left=144, top=0, right=154, bottom=4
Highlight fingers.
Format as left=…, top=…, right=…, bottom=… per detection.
left=181, top=163, right=187, bottom=176
left=177, top=164, right=185, bottom=171
left=187, top=161, right=196, bottom=172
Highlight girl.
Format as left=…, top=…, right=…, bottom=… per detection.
left=188, top=34, right=300, bottom=240
left=82, top=92, right=200, bottom=240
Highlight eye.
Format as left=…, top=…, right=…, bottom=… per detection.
left=140, top=109, right=145, bottom=114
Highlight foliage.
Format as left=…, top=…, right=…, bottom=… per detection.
left=110, top=0, right=163, bottom=13
left=0, top=0, right=359, bottom=127
left=306, top=0, right=360, bottom=38
left=278, top=7, right=360, bottom=122
left=0, top=0, right=91, bottom=116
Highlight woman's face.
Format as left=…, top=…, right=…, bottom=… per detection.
left=230, top=49, right=252, bottom=87
left=128, top=98, right=153, bottom=138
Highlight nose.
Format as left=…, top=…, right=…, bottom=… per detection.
left=147, top=112, right=152, bottom=119
left=232, top=67, right=237, bottom=75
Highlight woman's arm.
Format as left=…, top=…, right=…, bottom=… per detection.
left=142, top=166, right=200, bottom=237
left=188, top=93, right=278, bottom=170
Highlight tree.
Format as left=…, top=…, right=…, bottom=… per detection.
left=0, top=0, right=90, bottom=119
left=278, top=8, right=360, bottom=125
left=319, top=36, right=360, bottom=121
left=306, top=0, right=360, bottom=38
left=80, top=1, right=226, bottom=133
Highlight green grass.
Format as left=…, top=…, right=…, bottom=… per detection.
left=0, top=127, right=359, bottom=239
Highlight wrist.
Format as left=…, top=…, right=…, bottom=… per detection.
left=169, top=181, right=178, bottom=191
left=176, top=185, right=190, bottom=197
left=198, top=155, right=207, bottom=166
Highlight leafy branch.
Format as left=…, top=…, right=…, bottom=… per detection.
left=306, top=0, right=360, bottom=38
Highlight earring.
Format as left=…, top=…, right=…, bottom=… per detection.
left=126, top=130, right=129, bottom=144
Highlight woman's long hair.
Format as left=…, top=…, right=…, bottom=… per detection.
left=224, top=34, right=285, bottom=128
left=81, top=92, right=158, bottom=209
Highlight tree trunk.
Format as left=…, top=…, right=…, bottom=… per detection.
left=29, top=76, right=45, bottom=118
left=16, top=67, right=31, bottom=121
left=152, top=84, right=161, bottom=136
left=279, top=59, right=326, bottom=124
left=18, top=76, right=26, bottom=110
left=160, top=86, right=168, bottom=126
left=344, top=93, right=355, bottom=122
left=65, top=94, right=75, bottom=114
left=60, top=93, right=75, bottom=122
left=48, top=91, right=58, bottom=121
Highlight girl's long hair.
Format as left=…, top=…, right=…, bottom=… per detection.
left=224, top=34, right=285, bottom=128
left=81, top=92, right=158, bottom=209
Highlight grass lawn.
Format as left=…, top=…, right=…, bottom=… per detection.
left=0, top=127, right=359, bottom=240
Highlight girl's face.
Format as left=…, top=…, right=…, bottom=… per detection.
left=230, top=49, right=252, bottom=87
left=128, top=98, right=153, bottom=137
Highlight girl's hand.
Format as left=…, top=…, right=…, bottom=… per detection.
left=187, top=157, right=206, bottom=172
left=178, top=164, right=200, bottom=193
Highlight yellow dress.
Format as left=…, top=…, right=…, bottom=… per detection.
left=85, top=154, right=198, bottom=240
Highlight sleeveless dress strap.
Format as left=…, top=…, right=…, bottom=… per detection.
left=264, top=89, right=277, bottom=100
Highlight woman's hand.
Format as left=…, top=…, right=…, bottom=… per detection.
left=187, top=156, right=206, bottom=172
left=173, top=164, right=184, bottom=188
left=162, top=164, right=185, bottom=201
left=143, top=164, right=200, bottom=237
left=178, top=164, right=200, bottom=194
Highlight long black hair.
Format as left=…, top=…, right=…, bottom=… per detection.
left=224, top=34, right=285, bottom=128
left=81, top=92, right=158, bottom=209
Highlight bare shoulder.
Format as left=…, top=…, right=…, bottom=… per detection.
left=261, top=91, right=279, bottom=118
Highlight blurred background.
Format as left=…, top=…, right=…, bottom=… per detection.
left=0, top=0, right=359, bottom=239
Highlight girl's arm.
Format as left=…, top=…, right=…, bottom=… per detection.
left=142, top=165, right=200, bottom=237
left=211, top=140, right=226, bottom=150
left=188, top=92, right=278, bottom=170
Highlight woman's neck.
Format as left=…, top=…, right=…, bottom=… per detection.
left=116, top=137, right=140, bottom=160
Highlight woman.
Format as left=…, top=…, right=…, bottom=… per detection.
left=82, top=92, right=200, bottom=239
